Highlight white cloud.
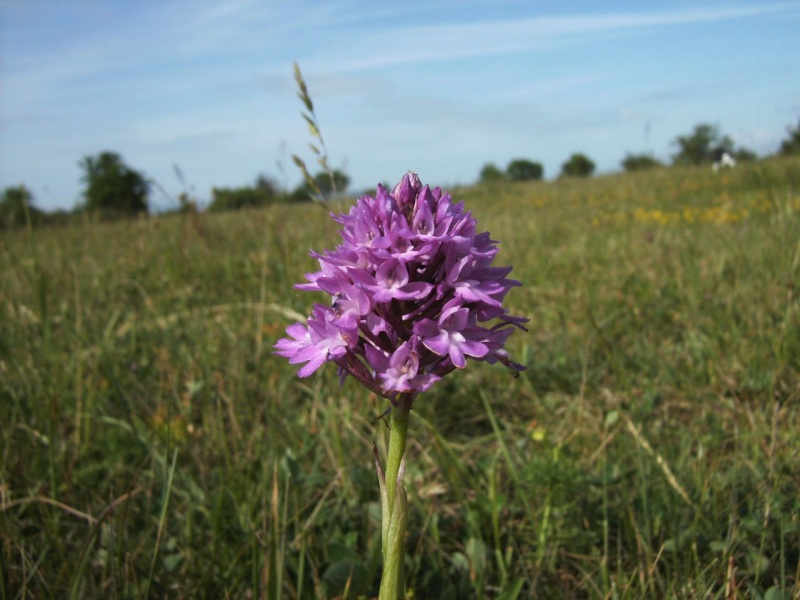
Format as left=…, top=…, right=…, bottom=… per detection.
left=305, top=3, right=800, bottom=72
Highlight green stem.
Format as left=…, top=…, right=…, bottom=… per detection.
left=379, top=393, right=413, bottom=600
left=385, top=394, right=411, bottom=512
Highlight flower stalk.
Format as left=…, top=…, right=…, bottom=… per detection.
left=375, top=393, right=412, bottom=600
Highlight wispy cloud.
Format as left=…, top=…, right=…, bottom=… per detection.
left=305, top=3, right=800, bottom=72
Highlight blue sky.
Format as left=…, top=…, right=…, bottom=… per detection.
left=2, top=0, right=799, bottom=212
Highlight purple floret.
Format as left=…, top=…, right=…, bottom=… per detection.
left=274, top=172, right=528, bottom=401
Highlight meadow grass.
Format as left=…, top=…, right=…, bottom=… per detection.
left=1, top=157, right=799, bottom=599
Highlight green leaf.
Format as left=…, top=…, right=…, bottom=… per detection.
left=708, top=540, right=728, bottom=553
left=321, top=559, right=368, bottom=596
left=465, top=536, right=488, bottom=577
left=163, top=553, right=183, bottom=572
left=280, top=450, right=302, bottom=483
left=450, top=551, right=469, bottom=572
left=662, top=538, right=678, bottom=552
left=495, top=578, right=525, bottom=600
left=326, top=543, right=361, bottom=563
left=764, top=586, right=791, bottom=600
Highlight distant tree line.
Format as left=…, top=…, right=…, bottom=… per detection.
left=479, top=159, right=545, bottom=184
left=477, top=120, right=798, bottom=184
left=1, top=150, right=351, bottom=229
left=208, top=169, right=350, bottom=212
left=481, top=153, right=597, bottom=183
left=4, top=119, right=800, bottom=230
left=619, top=123, right=759, bottom=174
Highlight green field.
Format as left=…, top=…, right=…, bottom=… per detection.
left=2, top=158, right=799, bottom=598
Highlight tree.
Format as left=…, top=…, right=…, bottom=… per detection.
left=671, top=124, right=734, bottom=166
left=209, top=187, right=271, bottom=212
left=315, top=169, right=349, bottom=196
left=779, top=118, right=800, bottom=155
left=255, top=174, right=280, bottom=195
left=80, top=151, right=149, bottom=216
left=560, top=153, right=595, bottom=178
left=1, top=185, right=43, bottom=229
left=209, top=175, right=284, bottom=212
left=295, top=169, right=350, bottom=199
left=621, top=153, right=663, bottom=172
left=671, top=123, right=759, bottom=165
left=478, top=163, right=506, bottom=184
left=506, top=159, right=543, bottom=182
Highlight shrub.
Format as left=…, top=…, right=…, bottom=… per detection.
left=293, top=169, right=350, bottom=200
left=621, top=153, right=664, bottom=172
left=479, top=163, right=507, bottom=184
left=208, top=187, right=276, bottom=212
left=560, top=153, right=595, bottom=178
left=779, top=118, right=800, bottom=155
left=0, top=185, right=43, bottom=229
left=506, top=158, right=544, bottom=181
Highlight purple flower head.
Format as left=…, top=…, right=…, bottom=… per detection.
left=274, top=173, right=528, bottom=402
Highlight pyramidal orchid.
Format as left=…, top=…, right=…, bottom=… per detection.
left=274, top=172, right=527, bottom=599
